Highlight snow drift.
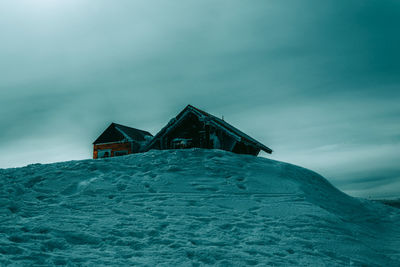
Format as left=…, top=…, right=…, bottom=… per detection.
left=1, top=149, right=399, bottom=266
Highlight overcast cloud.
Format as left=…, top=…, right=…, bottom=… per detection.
left=0, top=0, right=399, bottom=198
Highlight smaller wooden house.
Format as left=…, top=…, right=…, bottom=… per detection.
left=93, top=123, right=152, bottom=159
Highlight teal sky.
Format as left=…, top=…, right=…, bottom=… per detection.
left=1, top=0, right=399, bottom=198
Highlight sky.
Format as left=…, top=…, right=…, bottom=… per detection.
left=1, top=0, right=399, bottom=199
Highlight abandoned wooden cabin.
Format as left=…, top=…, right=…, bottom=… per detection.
left=93, top=105, right=272, bottom=159
left=145, top=105, right=272, bottom=156
left=93, top=123, right=153, bottom=159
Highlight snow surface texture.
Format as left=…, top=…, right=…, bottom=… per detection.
left=1, top=149, right=399, bottom=266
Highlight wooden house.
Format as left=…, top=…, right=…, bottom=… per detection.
left=93, top=105, right=272, bottom=159
left=93, top=123, right=152, bottom=159
left=145, top=105, right=272, bottom=156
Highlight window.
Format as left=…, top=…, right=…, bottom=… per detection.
left=171, top=138, right=193, bottom=149
left=98, top=149, right=111, bottom=158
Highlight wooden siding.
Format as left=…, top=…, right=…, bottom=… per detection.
left=93, top=142, right=132, bottom=159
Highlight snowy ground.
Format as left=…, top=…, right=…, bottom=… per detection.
left=376, top=199, right=400, bottom=209
left=1, top=149, right=399, bottom=266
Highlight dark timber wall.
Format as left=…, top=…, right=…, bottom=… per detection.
left=149, top=112, right=260, bottom=156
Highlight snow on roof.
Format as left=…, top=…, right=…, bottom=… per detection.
left=113, top=123, right=152, bottom=140
left=188, top=105, right=272, bottom=153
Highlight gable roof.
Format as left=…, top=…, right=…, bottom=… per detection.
left=93, top=122, right=152, bottom=144
left=146, top=105, right=272, bottom=154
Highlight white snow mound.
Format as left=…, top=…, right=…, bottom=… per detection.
left=1, top=149, right=399, bottom=266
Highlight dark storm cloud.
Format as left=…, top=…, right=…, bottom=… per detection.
left=0, top=0, right=399, bottom=197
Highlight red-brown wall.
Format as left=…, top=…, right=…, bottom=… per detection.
left=93, top=142, right=132, bottom=159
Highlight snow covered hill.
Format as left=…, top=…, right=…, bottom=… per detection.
left=1, top=149, right=399, bottom=266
